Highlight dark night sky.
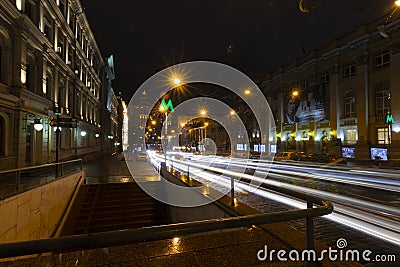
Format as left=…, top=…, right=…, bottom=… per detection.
left=82, top=0, right=394, bottom=101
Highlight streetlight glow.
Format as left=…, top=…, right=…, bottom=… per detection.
left=173, top=77, right=181, bottom=85
left=244, top=89, right=251, bottom=95
left=292, top=90, right=299, bottom=97
left=200, top=109, right=207, bottom=116
left=33, top=118, right=43, bottom=131
left=396, top=0, right=400, bottom=7
left=230, top=110, right=235, bottom=116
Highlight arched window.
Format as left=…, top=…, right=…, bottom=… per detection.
left=0, top=116, right=5, bottom=156
left=344, top=90, right=356, bottom=118
left=375, top=81, right=391, bottom=115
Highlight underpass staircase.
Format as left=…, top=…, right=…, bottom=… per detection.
left=60, top=182, right=170, bottom=235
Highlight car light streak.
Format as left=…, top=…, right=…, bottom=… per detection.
left=148, top=152, right=400, bottom=246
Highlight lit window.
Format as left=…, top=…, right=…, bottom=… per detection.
left=346, top=129, right=357, bottom=144
left=377, top=128, right=389, bottom=144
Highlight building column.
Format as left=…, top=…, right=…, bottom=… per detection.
left=65, top=79, right=69, bottom=112
left=390, top=46, right=400, bottom=158
left=355, top=52, right=370, bottom=160
left=42, top=56, right=48, bottom=96
left=329, top=63, right=339, bottom=134
left=38, top=1, right=44, bottom=32
left=53, top=69, right=59, bottom=104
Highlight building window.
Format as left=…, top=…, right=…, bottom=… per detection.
left=25, top=0, right=34, bottom=22
left=58, top=0, right=65, bottom=17
left=345, top=129, right=357, bottom=144
left=375, top=51, right=390, bottom=69
left=344, top=91, right=356, bottom=118
left=57, top=34, right=65, bottom=60
left=301, top=79, right=310, bottom=89
left=26, top=64, right=33, bottom=91
left=377, top=127, right=389, bottom=144
left=343, top=63, right=356, bottom=78
left=45, top=77, right=52, bottom=100
left=68, top=82, right=73, bottom=113
left=375, top=81, right=391, bottom=115
left=321, top=73, right=330, bottom=83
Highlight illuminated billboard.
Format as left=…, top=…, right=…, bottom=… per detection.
left=284, top=84, right=328, bottom=124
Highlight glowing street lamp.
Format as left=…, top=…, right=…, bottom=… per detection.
left=244, top=89, right=251, bottom=95
left=173, top=77, right=181, bottom=85
left=396, top=0, right=400, bottom=7
left=33, top=118, right=43, bottom=131
left=200, top=109, right=207, bottom=116
left=292, top=90, right=299, bottom=98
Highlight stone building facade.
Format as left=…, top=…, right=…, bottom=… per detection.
left=0, top=0, right=105, bottom=170
left=261, top=14, right=400, bottom=160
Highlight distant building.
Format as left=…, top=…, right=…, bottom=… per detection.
left=100, top=55, right=122, bottom=153
left=122, top=100, right=129, bottom=151
left=128, top=90, right=151, bottom=153
left=0, top=0, right=107, bottom=170
left=260, top=14, right=400, bottom=160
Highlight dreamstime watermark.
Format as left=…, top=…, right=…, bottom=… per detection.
left=257, top=238, right=397, bottom=263
left=127, top=61, right=276, bottom=207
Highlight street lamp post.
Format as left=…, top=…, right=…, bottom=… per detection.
left=159, top=105, right=168, bottom=163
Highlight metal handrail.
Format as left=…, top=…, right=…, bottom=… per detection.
left=0, top=159, right=82, bottom=175
left=0, top=159, right=83, bottom=197
left=0, top=179, right=333, bottom=259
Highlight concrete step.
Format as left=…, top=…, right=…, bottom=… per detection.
left=60, top=182, right=170, bottom=236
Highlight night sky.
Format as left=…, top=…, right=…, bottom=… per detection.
left=82, top=0, right=394, bottom=101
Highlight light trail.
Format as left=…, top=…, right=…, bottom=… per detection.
left=147, top=152, right=400, bottom=247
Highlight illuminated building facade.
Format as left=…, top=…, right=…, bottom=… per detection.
left=261, top=14, right=400, bottom=160
left=122, top=101, right=128, bottom=151
left=100, top=55, right=122, bottom=153
left=0, top=0, right=105, bottom=170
